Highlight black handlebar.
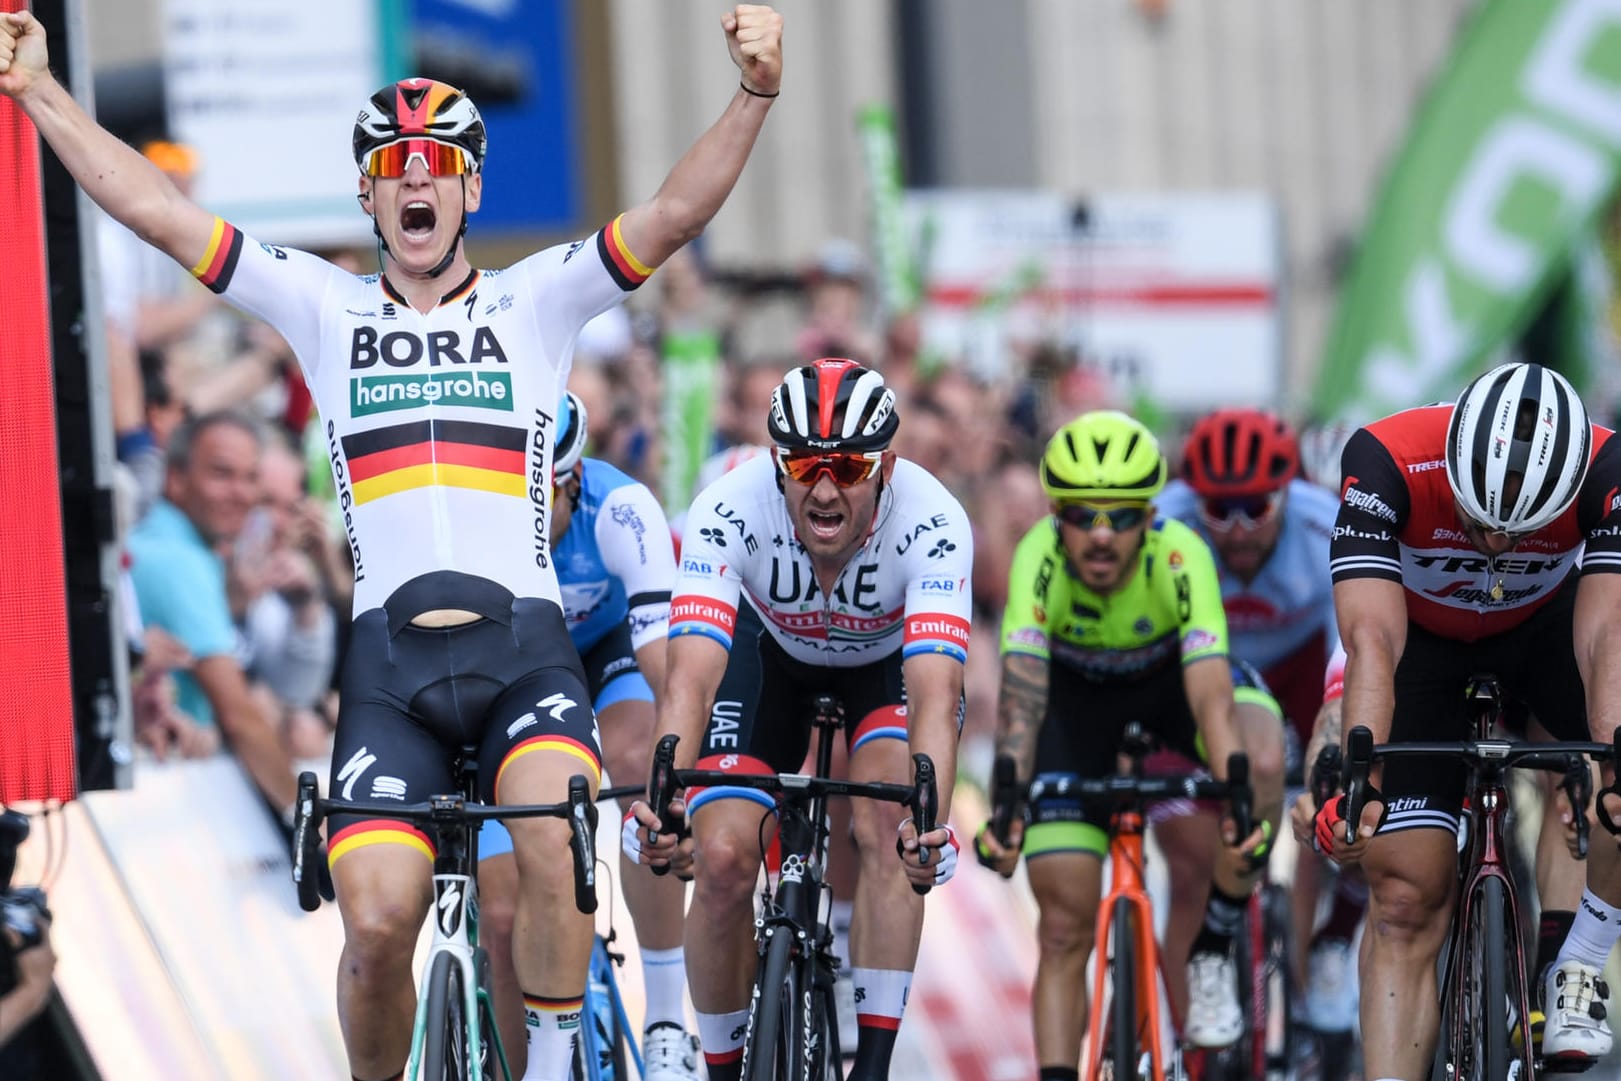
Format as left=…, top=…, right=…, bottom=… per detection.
left=1598, top=729, right=1621, bottom=837
left=289, top=776, right=642, bottom=913
left=1226, top=753, right=1253, bottom=846
left=1309, top=745, right=1343, bottom=812
left=647, top=733, right=689, bottom=878
left=988, top=755, right=1021, bottom=847
left=568, top=775, right=598, bottom=915
left=909, top=753, right=938, bottom=897
left=293, top=771, right=323, bottom=913
left=1344, top=726, right=1376, bottom=845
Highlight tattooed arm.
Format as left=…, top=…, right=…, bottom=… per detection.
left=995, top=652, right=1050, bottom=782
left=1303, top=695, right=1344, bottom=777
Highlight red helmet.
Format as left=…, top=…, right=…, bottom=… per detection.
left=1181, top=408, right=1299, bottom=497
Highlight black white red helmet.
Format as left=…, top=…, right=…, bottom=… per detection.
left=1445, top=362, right=1591, bottom=534
left=554, top=391, right=589, bottom=474
left=767, top=359, right=898, bottom=453
left=353, top=79, right=487, bottom=173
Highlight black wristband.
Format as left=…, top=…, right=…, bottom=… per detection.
left=739, top=81, right=779, bottom=99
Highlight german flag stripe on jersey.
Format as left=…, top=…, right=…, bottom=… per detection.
left=597, top=214, right=653, bottom=291
left=327, top=820, right=435, bottom=865
left=342, top=418, right=527, bottom=505
left=190, top=217, right=244, bottom=294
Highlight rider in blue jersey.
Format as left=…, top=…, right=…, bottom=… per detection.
left=480, top=393, right=697, bottom=1081
left=1157, top=408, right=1363, bottom=1038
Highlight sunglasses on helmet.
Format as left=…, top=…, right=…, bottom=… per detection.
left=774, top=449, right=885, bottom=488
left=1055, top=502, right=1150, bottom=532
left=363, top=138, right=472, bottom=178
left=1199, top=490, right=1284, bottom=532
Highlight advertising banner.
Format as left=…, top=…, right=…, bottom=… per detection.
left=1314, top=0, right=1621, bottom=421
left=162, top=0, right=390, bottom=248
left=903, top=189, right=1282, bottom=411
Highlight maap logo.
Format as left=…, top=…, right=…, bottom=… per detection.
left=351, top=371, right=513, bottom=415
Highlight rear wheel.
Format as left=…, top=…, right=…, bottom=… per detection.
left=423, top=952, right=470, bottom=1081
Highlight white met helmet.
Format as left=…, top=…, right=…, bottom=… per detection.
left=554, top=391, right=589, bottom=473
left=1445, top=362, right=1591, bottom=533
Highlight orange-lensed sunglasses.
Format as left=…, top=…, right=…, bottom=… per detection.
left=363, top=139, right=471, bottom=178
left=774, top=449, right=885, bottom=488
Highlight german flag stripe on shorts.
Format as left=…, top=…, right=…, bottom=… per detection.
left=327, top=820, right=435, bottom=865
left=190, top=217, right=244, bottom=294
left=596, top=214, right=653, bottom=291
left=341, top=418, right=527, bottom=505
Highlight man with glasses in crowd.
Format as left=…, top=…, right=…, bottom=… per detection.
left=626, top=358, right=970, bottom=1081
left=0, top=7, right=784, bottom=1079
left=1155, top=410, right=1363, bottom=1039
left=975, top=410, right=1285, bottom=1076
left=1316, top=362, right=1621, bottom=1078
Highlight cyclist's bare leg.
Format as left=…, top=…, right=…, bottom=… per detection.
left=598, top=697, right=691, bottom=1024
left=1026, top=852, right=1102, bottom=1070
left=823, top=735, right=859, bottom=958
left=1154, top=810, right=1220, bottom=1019
left=1359, top=827, right=1457, bottom=1080
left=687, top=795, right=774, bottom=1076
left=500, top=751, right=601, bottom=1078
left=845, top=735, right=928, bottom=1074
left=332, top=843, right=434, bottom=1080
left=1291, top=847, right=1327, bottom=976
left=478, top=853, right=529, bottom=1076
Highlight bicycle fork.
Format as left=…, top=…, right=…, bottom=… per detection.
left=1443, top=781, right=1535, bottom=1080
left=405, top=872, right=504, bottom=1081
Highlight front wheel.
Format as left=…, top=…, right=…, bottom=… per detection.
left=423, top=951, right=470, bottom=1081
left=1110, top=895, right=1139, bottom=1078
left=743, top=926, right=798, bottom=1081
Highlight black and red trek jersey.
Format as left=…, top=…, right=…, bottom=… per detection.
left=1329, top=405, right=1621, bottom=642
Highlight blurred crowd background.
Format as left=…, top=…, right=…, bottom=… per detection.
left=4, top=0, right=1621, bottom=1076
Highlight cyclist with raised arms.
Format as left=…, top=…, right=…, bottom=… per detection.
left=1156, top=409, right=1362, bottom=1032
left=1318, top=362, right=1621, bottom=1077
left=475, top=392, right=698, bottom=1079
left=975, top=411, right=1285, bottom=1076
left=0, top=8, right=783, bottom=1079
left=626, top=358, right=971, bottom=1081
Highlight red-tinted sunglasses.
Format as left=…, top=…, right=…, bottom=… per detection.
left=363, top=138, right=471, bottom=178
left=1199, top=490, right=1284, bottom=532
left=775, top=449, right=884, bottom=488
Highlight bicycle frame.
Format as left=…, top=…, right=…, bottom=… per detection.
left=1085, top=801, right=1177, bottom=1081
left=404, top=850, right=507, bottom=1081
left=1343, top=675, right=1611, bottom=1080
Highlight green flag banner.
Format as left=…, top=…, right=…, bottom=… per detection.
left=1314, top=0, right=1621, bottom=421
left=659, top=329, right=721, bottom=513
left=857, top=104, right=920, bottom=317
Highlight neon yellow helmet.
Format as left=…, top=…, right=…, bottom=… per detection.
left=1041, top=410, right=1168, bottom=502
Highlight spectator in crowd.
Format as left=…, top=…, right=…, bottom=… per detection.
left=231, top=436, right=339, bottom=762
left=795, top=238, right=881, bottom=364
left=126, top=410, right=301, bottom=820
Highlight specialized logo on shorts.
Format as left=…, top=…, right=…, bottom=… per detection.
left=350, top=370, right=513, bottom=415
left=337, top=746, right=376, bottom=801
left=536, top=692, right=577, bottom=722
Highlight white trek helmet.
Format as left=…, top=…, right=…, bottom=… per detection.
left=1445, top=362, right=1591, bottom=533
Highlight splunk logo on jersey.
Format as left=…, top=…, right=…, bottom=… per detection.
left=348, top=325, right=510, bottom=369
left=351, top=370, right=513, bottom=415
